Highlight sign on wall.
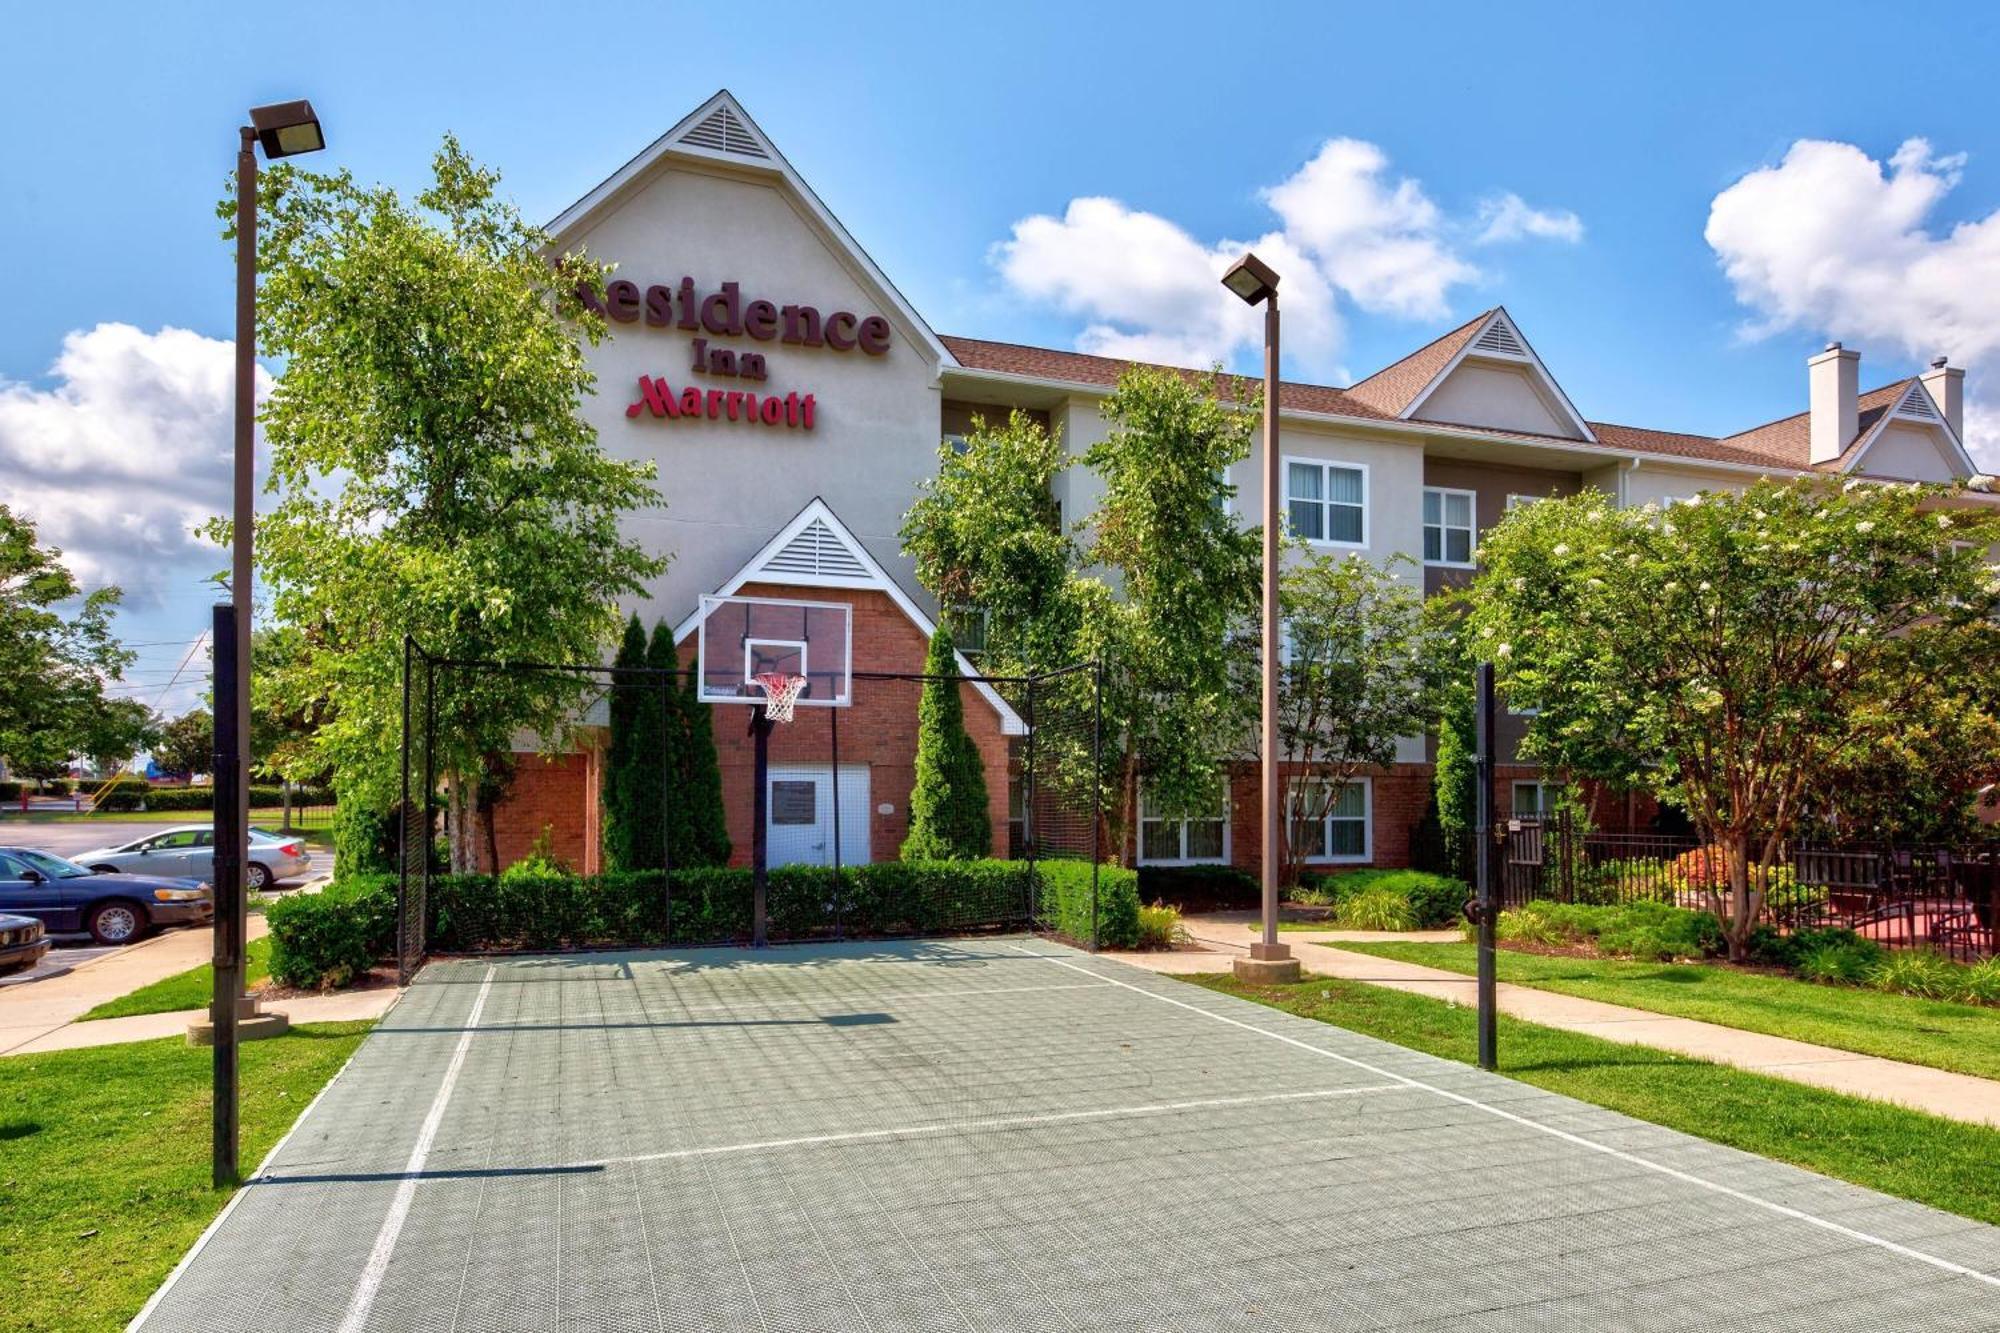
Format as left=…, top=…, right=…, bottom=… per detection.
left=579, top=276, right=891, bottom=434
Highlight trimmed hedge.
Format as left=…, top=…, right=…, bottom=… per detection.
left=265, top=875, right=398, bottom=988
left=100, top=783, right=334, bottom=813
left=271, top=858, right=1143, bottom=985
left=1136, top=864, right=1258, bottom=911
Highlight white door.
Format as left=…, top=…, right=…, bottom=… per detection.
left=766, top=764, right=870, bottom=867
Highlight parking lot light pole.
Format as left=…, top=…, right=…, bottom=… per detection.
left=212, top=99, right=324, bottom=1189
left=1221, top=253, right=1300, bottom=985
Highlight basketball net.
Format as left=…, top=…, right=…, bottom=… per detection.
left=753, top=672, right=809, bottom=723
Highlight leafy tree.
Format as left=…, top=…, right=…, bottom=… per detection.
left=153, top=708, right=214, bottom=780
left=1078, top=366, right=1261, bottom=853
left=656, top=621, right=729, bottom=867
left=1272, top=552, right=1440, bottom=888
left=901, top=410, right=1078, bottom=674
left=1467, top=479, right=2000, bottom=959
left=0, top=505, right=136, bottom=781
left=249, top=626, right=332, bottom=784
left=222, top=137, right=667, bottom=869
left=902, top=626, right=992, bottom=860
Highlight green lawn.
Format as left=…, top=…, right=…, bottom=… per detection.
left=0, top=807, right=330, bottom=835
left=1192, top=972, right=2000, bottom=1226
left=78, top=937, right=274, bottom=1022
left=1338, top=939, right=2000, bottom=1082
left=0, top=1022, right=372, bottom=1331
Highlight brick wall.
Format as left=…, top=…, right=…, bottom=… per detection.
left=486, top=745, right=602, bottom=875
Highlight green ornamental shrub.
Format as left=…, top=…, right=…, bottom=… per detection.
left=661, top=624, right=731, bottom=867
left=1136, top=864, right=1258, bottom=910
left=1796, top=940, right=1881, bottom=986
left=266, top=875, right=397, bottom=989
left=1869, top=949, right=1962, bottom=1001
left=601, top=614, right=654, bottom=872
left=0, top=780, right=19, bottom=802
left=333, top=799, right=400, bottom=875
left=1136, top=901, right=1184, bottom=950
left=1333, top=888, right=1417, bottom=932
left=900, top=627, right=991, bottom=861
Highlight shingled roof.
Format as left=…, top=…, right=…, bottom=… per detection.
left=942, top=332, right=1942, bottom=478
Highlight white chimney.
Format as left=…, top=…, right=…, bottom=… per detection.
left=1809, top=342, right=1859, bottom=466
left=1920, top=355, right=1965, bottom=438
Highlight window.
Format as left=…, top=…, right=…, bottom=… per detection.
left=1284, top=458, right=1367, bottom=547
left=1512, top=781, right=1555, bottom=818
left=1423, top=487, right=1476, bottom=566
left=1138, top=782, right=1228, bottom=865
left=1289, top=780, right=1371, bottom=863
left=946, top=605, right=989, bottom=660
left=943, top=432, right=970, bottom=455
left=1505, top=493, right=1542, bottom=511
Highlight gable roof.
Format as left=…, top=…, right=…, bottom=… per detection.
left=545, top=90, right=954, bottom=371
left=1343, top=310, right=1491, bottom=416
left=1393, top=308, right=1597, bottom=442
left=671, top=498, right=1026, bottom=735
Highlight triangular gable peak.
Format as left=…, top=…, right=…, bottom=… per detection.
left=544, top=90, right=952, bottom=371
left=1842, top=378, right=1981, bottom=481
left=671, top=499, right=1025, bottom=735
left=1398, top=308, right=1596, bottom=443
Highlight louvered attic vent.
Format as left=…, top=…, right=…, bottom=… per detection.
left=1897, top=389, right=1939, bottom=421
left=1472, top=319, right=1528, bottom=357
left=760, top=518, right=868, bottom=580
left=679, top=106, right=768, bottom=159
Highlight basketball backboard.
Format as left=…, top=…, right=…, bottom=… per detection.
left=694, top=594, right=853, bottom=707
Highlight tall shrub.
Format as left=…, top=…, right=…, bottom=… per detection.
left=602, top=614, right=649, bottom=870
left=901, top=627, right=991, bottom=860
left=657, top=622, right=730, bottom=867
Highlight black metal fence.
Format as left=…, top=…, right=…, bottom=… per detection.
left=394, top=637, right=1104, bottom=980
left=1492, top=813, right=1999, bottom=959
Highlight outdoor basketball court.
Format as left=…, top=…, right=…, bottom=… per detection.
left=138, top=937, right=2000, bottom=1331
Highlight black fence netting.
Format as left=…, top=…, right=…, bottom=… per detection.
left=396, top=638, right=1102, bottom=977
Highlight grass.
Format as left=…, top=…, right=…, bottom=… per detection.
left=77, top=937, right=274, bottom=1022
left=0, top=1022, right=372, bottom=1330
left=0, top=807, right=331, bottom=833
left=1338, top=939, right=2000, bottom=1082
left=1191, top=972, right=2000, bottom=1226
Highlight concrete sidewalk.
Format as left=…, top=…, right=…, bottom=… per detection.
left=4, top=986, right=399, bottom=1055
left=0, top=918, right=269, bottom=1056
left=1110, top=919, right=2000, bottom=1130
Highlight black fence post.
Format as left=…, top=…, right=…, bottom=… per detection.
left=1474, top=662, right=1498, bottom=1072
left=210, top=603, right=241, bottom=1188
left=420, top=655, right=437, bottom=967
left=1089, top=659, right=1103, bottom=953
left=1024, top=674, right=1038, bottom=930
left=397, top=635, right=413, bottom=984
left=751, top=711, right=771, bottom=948
left=830, top=702, right=844, bottom=940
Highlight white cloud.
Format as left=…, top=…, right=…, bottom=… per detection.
left=1706, top=137, right=2000, bottom=467
left=0, top=323, right=269, bottom=604
left=993, top=140, right=1579, bottom=379
left=1475, top=193, right=1585, bottom=245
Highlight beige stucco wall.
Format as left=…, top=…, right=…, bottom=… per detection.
left=559, top=161, right=945, bottom=627
left=1414, top=361, right=1578, bottom=438
left=1620, top=463, right=1750, bottom=508
left=1858, top=423, right=1960, bottom=483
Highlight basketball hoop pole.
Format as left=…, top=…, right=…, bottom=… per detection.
left=751, top=710, right=771, bottom=947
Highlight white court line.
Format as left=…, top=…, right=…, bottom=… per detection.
left=581, top=1083, right=1404, bottom=1170
left=663, top=979, right=1115, bottom=1014
left=1008, top=945, right=2000, bottom=1292
left=335, top=965, right=496, bottom=1333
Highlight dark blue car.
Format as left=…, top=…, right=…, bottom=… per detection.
left=0, top=846, right=213, bottom=946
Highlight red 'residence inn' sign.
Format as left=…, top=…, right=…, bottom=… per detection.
left=579, top=276, right=891, bottom=356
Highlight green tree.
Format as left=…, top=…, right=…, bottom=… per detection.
left=223, top=137, right=667, bottom=869
left=901, top=626, right=992, bottom=860
left=1272, top=552, right=1441, bottom=888
left=656, top=622, right=729, bottom=867
left=153, top=708, right=213, bottom=780
left=1079, top=365, right=1261, bottom=853
left=0, top=505, right=135, bottom=782
left=1467, top=479, right=2000, bottom=959
left=601, top=615, right=652, bottom=870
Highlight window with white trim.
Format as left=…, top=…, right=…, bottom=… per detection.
left=946, top=605, right=989, bottom=659
left=1512, top=780, right=1555, bottom=818
left=1284, top=458, right=1367, bottom=547
left=1422, top=487, right=1476, bottom=566
left=1138, top=782, right=1228, bottom=865
left=1505, top=493, right=1542, bottom=511
left=1289, top=780, right=1371, bottom=863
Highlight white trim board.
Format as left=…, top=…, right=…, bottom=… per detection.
left=673, top=497, right=1026, bottom=735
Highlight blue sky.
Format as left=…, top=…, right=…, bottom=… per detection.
left=4, top=0, right=1998, bottom=714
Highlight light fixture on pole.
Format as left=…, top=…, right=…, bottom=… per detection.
left=209, top=98, right=324, bottom=1189
left=1221, top=252, right=1300, bottom=985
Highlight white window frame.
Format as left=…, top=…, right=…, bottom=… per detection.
left=1422, top=486, right=1478, bottom=568
left=1291, top=777, right=1373, bottom=865
left=1512, top=780, right=1554, bottom=818
left=946, top=604, right=990, bottom=660
left=1137, top=781, right=1231, bottom=866
left=1282, top=456, right=1370, bottom=550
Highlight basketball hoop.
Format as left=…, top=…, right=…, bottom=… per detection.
left=753, top=671, right=809, bottom=723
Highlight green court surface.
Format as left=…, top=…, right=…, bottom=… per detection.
left=134, top=938, right=2000, bottom=1331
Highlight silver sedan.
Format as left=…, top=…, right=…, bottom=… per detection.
left=71, top=825, right=315, bottom=891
